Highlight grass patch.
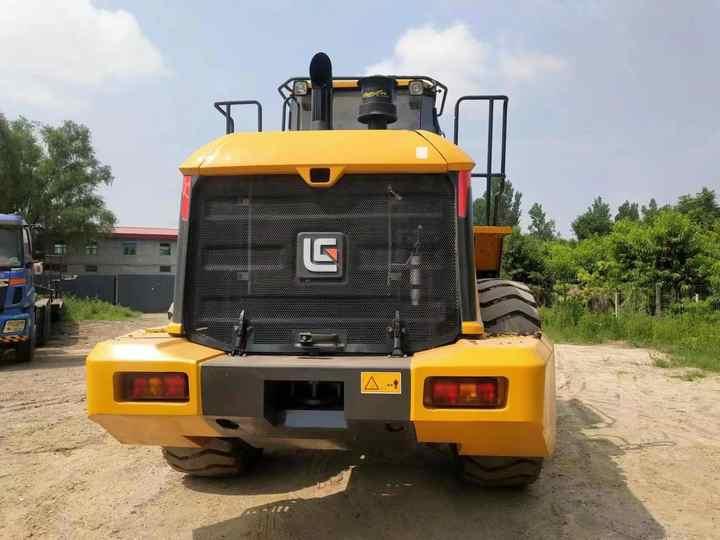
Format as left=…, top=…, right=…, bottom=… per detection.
left=64, top=296, right=140, bottom=322
left=542, top=303, right=720, bottom=372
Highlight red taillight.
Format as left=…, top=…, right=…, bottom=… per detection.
left=457, top=170, right=471, bottom=217
left=424, top=377, right=506, bottom=408
left=180, top=175, right=191, bottom=221
left=119, top=372, right=189, bottom=402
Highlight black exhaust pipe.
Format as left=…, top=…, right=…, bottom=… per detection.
left=310, top=52, right=333, bottom=130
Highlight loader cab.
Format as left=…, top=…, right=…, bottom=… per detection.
left=279, top=78, right=446, bottom=134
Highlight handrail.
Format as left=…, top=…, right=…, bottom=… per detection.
left=214, top=100, right=263, bottom=134
left=277, top=76, right=449, bottom=116
left=453, top=96, right=509, bottom=225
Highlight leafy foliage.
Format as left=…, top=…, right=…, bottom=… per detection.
left=641, top=198, right=659, bottom=222
left=0, top=115, right=115, bottom=251
left=528, top=202, right=557, bottom=240
left=472, top=177, right=522, bottom=226
left=615, top=200, right=640, bottom=222
left=571, top=196, right=613, bottom=240
left=501, top=227, right=547, bottom=285
left=676, top=187, right=720, bottom=229
left=499, top=187, right=720, bottom=313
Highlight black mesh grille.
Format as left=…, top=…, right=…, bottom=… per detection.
left=184, top=174, right=460, bottom=354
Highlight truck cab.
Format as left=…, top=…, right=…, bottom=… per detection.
left=0, top=214, right=37, bottom=362
left=0, top=214, right=58, bottom=363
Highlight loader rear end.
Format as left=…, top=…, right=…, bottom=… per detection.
left=86, top=53, right=555, bottom=488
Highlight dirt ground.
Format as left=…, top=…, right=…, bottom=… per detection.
left=1, top=316, right=719, bottom=540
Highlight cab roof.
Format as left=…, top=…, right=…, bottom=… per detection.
left=179, top=130, right=474, bottom=185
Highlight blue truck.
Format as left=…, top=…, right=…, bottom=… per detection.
left=0, top=213, right=58, bottom=363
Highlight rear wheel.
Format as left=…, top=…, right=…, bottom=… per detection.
left=456, top=453, right=543, bottom=488
left=162, top=438, right=262, bottom=477
left=455, top=279, right=543, bottom=487
left=35, top=305, right=51, bottom=347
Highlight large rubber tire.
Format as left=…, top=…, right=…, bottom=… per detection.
left=162, top=438, right=262, bottom=478
left=15, top=336, right=35, bottom=363
left=36, top=305, right=51, bottom=347
left=477, top=278, right=541, bottom=335
left=456, top=453, right=543, bottom=488
left=459, top=280, right=544, bottom=487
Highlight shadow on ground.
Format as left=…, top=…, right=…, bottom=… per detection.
left=188, top=399, right=665, bottom=539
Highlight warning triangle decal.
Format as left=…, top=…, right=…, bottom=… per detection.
left=364, top=376, right=380, bottom=391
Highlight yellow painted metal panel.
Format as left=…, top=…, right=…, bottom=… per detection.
left=473, top=226, right=513, bottom=273
left=86, top=332, right=223, bottom=417
left=90, top=414, right=221, bottom=447
left=165, top=322, right=183, bottom=336
left=410, top=336, right=556, bottom=457
left=179, top=130, right=474, bottom=177
left=303, top=79, right=419, bottom=89
left=415, top=130, right=476, bottom=171
left=461, top=321, right=484, bottom=335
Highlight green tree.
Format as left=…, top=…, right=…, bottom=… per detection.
left=473, top=178, right=522, bottom=226
left=528, top=202, right=556, bottom=240
left=676, top=187, right=720, bottom=229
left=0, top=115, right=38, bottom=214
left=608, top=210, right=703, bottom=297
left=571, top=197, right=613, bottom=240
left=615, top=200, right=640, bottom=222
left=501, top=227, right=548, bottom=288
left=641, top=198, right=659, bottom=222
left=0, top=117, right=115, bottom=251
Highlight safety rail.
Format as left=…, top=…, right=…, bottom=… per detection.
left=277, top=76, right=449, bottom=117
left=214, top=100, right=263, bottom=134
left=453, top=95, right=509, bottom=226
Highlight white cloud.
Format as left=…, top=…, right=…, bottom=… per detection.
left=0, top=0, right=167, bottom=107
left=500, top=52, right=566, bottom=82
left=366, top=23, right=567, bottom=98
left=367, top=24, right=490, bottom=98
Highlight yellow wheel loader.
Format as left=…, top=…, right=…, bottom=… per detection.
left=86, top=53, right=555, bottom=487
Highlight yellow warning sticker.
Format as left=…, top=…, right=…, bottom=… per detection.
left=361, top=372, right=402, bottom=395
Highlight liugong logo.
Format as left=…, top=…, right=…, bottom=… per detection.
left=296, top=233, right=344, bottom=279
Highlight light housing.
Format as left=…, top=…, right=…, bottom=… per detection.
left=117, top=372, right=189, bottom=402
left=423, top=377, right=507, bottom=408
left=408, top=79, right=425, bottom=96
left=3, top=319, right=27, bottom=334
left=293, top=80, right=309, bottom=96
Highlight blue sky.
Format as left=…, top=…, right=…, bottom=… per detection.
left=2, top=0, right=719, bottom=235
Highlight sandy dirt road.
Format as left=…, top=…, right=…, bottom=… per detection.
left=1, top=315, right=719, bottom=539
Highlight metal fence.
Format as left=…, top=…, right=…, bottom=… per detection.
left=38, top=273, right=174, bottom=313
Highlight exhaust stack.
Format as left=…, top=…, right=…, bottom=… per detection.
left=309, top=52, right=333, bottom=130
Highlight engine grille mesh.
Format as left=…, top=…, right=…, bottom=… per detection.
left=184, top=174, right=460, bottom=354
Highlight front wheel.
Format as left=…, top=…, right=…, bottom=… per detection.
left=162, top=438, right=262, bottom=477
left=15, top=337, right=35, bottom=363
